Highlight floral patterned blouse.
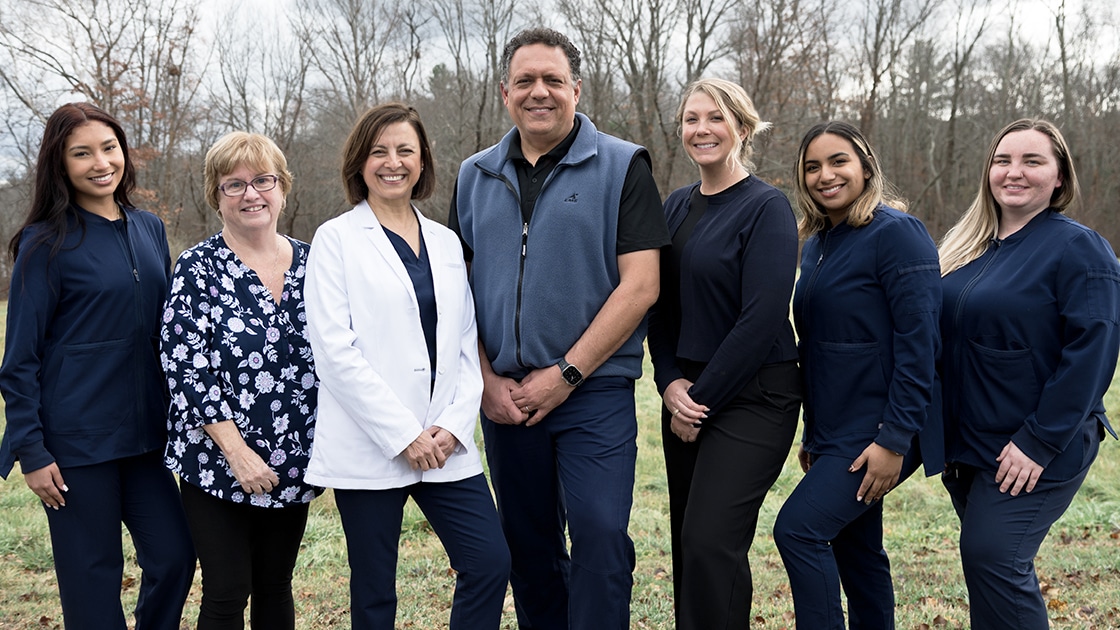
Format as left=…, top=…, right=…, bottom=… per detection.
left=162, top=232, right=320, bottom=508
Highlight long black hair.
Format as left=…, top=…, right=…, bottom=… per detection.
left=9, top=102, right=137, bottom=260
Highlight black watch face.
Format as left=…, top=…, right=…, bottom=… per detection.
left=562, top=365, right=582, bottom=385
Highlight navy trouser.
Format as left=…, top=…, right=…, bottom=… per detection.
left=773, top=448, right=921, bottom=629
left=42, top=450, right=196, bottom=630
left=662, top=360, right=801, bottom=630
left=482, top=376, right=638, bottom=630
left=179, top=481, right=310, bottom=629
left=334, top=473, right=510, bottom=630
left=942, top=436, right=1096, bottom=630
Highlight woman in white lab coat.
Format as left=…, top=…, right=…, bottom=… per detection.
left=304, top=103, right=509, bottom=630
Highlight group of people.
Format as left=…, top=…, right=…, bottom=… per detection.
left=0, top=25, right=1115, bottom=630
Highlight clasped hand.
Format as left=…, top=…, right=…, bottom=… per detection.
left=484, top=366, right=574, bottom=427
left=662, top=379, right=708, bottom=443
left=404, top=427, right=461, bottom=471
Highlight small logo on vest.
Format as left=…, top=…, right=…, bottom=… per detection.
left=563, top=193, right=578, bottom=203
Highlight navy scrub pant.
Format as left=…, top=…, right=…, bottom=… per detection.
left=42, top=450, right=196, bottom=630
left=942, top=435, right=1096, bottom=630
left=662, top=360, right=800, bottom=630
left=773, top=447, right=921, bottom=630
left=334, top=473, right=510, bottom=630
left=482, top=375, right=638, bottom=630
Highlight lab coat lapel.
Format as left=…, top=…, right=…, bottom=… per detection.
left=354, top=200, right=417, bottom=307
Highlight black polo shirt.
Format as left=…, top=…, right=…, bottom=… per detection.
left=449, top=116, right=668, bottom=261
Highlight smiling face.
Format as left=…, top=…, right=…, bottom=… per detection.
left=680, top=91, right=745, bottom=171
left=802, top=132, right=871, bottom=224
left=501, top=43, right=581, bottom=155
left=361, top=121, right=422, bottom=207
left=217, top=163, right=284, bottom=237
left=988, top=129, right=1062, bottom=221
left=64, top=121, right=125, bottom=214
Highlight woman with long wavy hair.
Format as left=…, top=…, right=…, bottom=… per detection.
left=0, top=102, right=195, bottom=628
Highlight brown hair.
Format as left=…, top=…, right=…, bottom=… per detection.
left=794, top=121, right=907, bottom=239
left=10, top=102, right=137, bottom=260
left=340, top=103, right=436, bottom=205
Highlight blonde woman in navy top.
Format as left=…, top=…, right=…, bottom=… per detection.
left=773, top=121, right=942, bottom=629
left=0, top=103, right=194, bottom=629
left=647, top=78, right=800, bottom=629
left=938, top=119, right=1120, bottom=629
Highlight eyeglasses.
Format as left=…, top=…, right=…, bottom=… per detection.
left=218, top=174, right=279, bottom=197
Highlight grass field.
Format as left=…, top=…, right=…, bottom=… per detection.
left=1, top=311, right=1119, bottom=628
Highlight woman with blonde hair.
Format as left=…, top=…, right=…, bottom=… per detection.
left=773, top=121, right=942, bottom=628
left=939, top=119, right=1119, bottom=628
left=163, top=131, right=320, bottom=628
left=647, top=78, right=801, bottom=628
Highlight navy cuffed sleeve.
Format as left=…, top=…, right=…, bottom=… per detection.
left=1011, top=234, right=1120, bottom=468
left=0, top=230, right=59, bottom=477
left=874, top=217, right=942, bottom=455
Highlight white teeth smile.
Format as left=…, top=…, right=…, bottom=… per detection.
left=91, top=174, right=113, bottom=183
left=381, top=174, right=405, bottom=182
left=695, top=143, right=717, bottom=149
left=820, top=185, right=843, bottom=195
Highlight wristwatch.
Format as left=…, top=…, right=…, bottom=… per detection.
left=557, top=358, right=584, bottom=387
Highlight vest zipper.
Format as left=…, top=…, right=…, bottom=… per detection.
left=515, top=221, right=528, bottom=368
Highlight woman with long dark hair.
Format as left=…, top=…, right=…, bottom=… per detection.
left=0, top=102, right=195, bottom=628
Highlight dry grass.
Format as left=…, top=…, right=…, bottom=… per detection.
left=1, top=316, right=1119, bottom=628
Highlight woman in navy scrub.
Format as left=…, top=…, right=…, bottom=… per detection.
left=303, top=103, right=509, bottom=629
left=0, top=103, right=195, bottom=628
left=938, top=119, right=1120, bottom=629
left=648, top=78, right=800, bottom=629
left=773, top=121, right=942, bottom=629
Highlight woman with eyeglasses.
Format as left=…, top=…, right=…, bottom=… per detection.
left=162, top=132, right=320, bottom=629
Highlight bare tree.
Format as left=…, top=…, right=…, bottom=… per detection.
left=296, top=0, right=403, bottom=121
left=680, top=0, right=737, bottom=84
left=857, top=0, right=936, bottom=140
left=560, top=0, right=683, bottom=186
left=0, top=0, right=204, bottom=236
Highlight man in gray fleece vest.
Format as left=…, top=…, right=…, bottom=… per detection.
left=449, top=26, right=669, bottom=630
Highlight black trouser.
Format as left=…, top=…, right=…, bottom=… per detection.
left=662, top=359, right=801, bottom=630
left=180, top=480, right=310, bottom=630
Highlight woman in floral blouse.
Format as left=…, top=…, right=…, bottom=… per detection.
left=162, top=132, right=319, bottom=629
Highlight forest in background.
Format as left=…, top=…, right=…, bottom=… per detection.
left=1, top=0, right=1117, bottom=286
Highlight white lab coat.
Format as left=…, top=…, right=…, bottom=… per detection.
left=304, top=201, right=484, bottom=489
